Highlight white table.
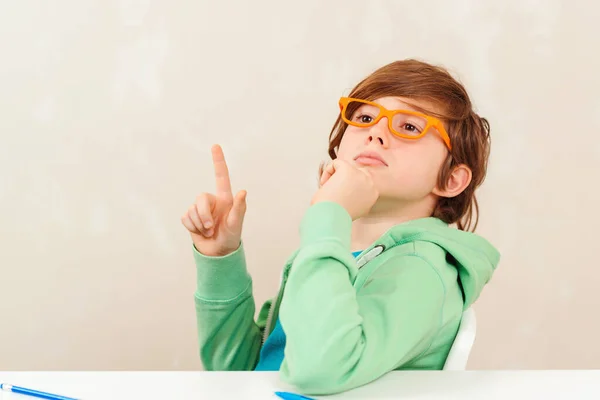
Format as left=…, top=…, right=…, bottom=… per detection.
left=1, top=371, right=599, bottom=399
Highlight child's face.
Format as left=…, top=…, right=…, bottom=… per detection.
left=336, top=96, right=449, bottom=204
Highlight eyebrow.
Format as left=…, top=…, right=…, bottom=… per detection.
left=398, top=100, right=447, bottom=121
left=384, top=99, right=451, bottom=135
left=371, top=98, right=430, bottom=115
left=397, top=100, right=434, bottom=115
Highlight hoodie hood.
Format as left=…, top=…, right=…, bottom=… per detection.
left=382, top=217, right=500, bottom=309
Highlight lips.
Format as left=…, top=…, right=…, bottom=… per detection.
left=354, top=151, right=388, bottom=166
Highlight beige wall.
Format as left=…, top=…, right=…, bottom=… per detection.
left=1, top=0, right=599, bottom=370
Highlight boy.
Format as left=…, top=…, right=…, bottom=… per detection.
left=181, top=59, right=500, bottom=395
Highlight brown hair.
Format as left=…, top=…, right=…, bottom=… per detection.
left=322, top=59, right=491, bottom=232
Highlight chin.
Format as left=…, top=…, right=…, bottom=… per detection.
left=377, top=186, right=426, bottom=202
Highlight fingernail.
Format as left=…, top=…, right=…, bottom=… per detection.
left=206, top=229, right=214, bottom=237
left=204, top=221, right=213, bottom=229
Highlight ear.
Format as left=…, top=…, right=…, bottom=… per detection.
left=433, top=164, right=472, bottom=198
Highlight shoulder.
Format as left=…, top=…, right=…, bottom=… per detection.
left=362, top=239, right=448, bottom=275
left=355, top=244, right=447, bottom=295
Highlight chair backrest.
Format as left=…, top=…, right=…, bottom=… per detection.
left=443, top=307, right=477, bottom=371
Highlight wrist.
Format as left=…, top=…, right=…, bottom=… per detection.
left=193, top=239, right=241, bottom=257
left=193, top=241, right=251, bottom=300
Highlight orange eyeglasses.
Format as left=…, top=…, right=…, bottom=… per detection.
left=338, top=97, right=452, bottom=150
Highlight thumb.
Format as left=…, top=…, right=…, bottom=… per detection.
left=332, top=158, right=352, bottom=171
left=226, top=190, right=247, bottom=230
left=319, top=161, right=334, bottom=187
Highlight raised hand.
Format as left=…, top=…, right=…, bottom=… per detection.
left=181, top=145, right=247, bottom=257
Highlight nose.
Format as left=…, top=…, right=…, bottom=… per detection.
left=366, top=117, right=390, bottom=148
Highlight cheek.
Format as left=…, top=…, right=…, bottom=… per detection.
left=394, top=159, right=439, bottom=188
left=384, top=145, right=448, bottom=195
left=336, top=131, right=361, bottom=161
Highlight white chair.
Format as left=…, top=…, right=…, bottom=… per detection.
left=443, top=307, right=476, bottom=370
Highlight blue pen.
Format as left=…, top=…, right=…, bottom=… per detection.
left=274, top=391, right=316, bottom=400
left=0, top=383, right=79, bottom=400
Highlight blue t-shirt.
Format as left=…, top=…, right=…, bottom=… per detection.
left=254, top=250, right=363, bottom=371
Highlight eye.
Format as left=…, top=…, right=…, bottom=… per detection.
left=402, top=123, right=421, bottom=133
left=393, top=115, right=427, bottom=136
left=356, top=114, right=374, bottom=124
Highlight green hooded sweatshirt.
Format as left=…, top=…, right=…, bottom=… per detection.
left=193, top=202, right=500, bottom=395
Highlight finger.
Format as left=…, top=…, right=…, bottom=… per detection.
left=188, top=205, right=209, bottom=235
left=195, top=193, right=216, bottom=236
left=226, top=190, right=247, bottom=229
left=181, top=213, right=201, bottom=234
left=320, top=160, right=339, bottom=186
left=320, top=161, right=336, bottom=187
left=321, top=159, right=351, bottom=185
left=332, top=159, right=351, bottom=169
left=211, top=144, right=233, bottom=199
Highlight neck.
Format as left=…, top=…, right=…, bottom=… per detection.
left=350, top=197, right=435, bottom=252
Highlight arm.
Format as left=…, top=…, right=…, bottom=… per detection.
left=194, top=242, right=269, bottom=371
left=279, top=202, right=445, bottom=394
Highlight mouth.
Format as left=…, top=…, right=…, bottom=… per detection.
left=354, top=151, right=388, bottom=167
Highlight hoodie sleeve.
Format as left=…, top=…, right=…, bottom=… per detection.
left=194, top=242, right=269, bottom=371
left=279, top=202, right=446, bottom=395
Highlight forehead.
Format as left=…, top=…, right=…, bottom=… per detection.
left=371, top=96, right=439, bottom=115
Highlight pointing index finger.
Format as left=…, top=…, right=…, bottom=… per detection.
left=211, top=144, right=233, bottom=198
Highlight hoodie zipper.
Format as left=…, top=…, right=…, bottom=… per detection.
left=260, top=244, right=392, bottom=345
left=261, top=265, right=289, bottom=345
left=262, top=301, right=276, bottom=345
left=261, top=246, right=388, bottom=344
